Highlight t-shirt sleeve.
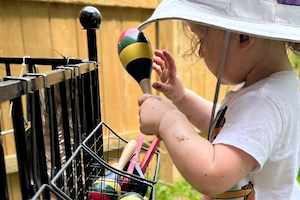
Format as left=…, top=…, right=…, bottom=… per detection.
left=212, top=92, right=282, bottom=172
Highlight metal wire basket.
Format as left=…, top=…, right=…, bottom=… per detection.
left=50, top=122, right=159, bottom=200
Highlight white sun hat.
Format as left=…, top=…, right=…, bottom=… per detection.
left=138, top=0, right=300, bottom=42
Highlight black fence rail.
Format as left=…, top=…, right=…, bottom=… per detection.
left=0, top=6, right=159, bottom=200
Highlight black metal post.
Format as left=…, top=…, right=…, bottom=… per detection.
left=79, top=6, right=104, bottom=179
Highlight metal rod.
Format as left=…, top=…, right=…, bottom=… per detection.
left=33, top=90, right=50, bottom=199
left=47, top=85, right=63, bottom=187
left=69, top=72, right=84, bottom=200
left=58, top=81, right=74, bottom=198
left=11, top=96, right=34, bottom=199
left=29, top=91, right=38, bottom=193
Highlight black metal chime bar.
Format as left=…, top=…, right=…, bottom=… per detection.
left=11, top=96, right=34, bottom=199
left=0, top=63, right=95, bottom=104
left=71, top=66, right=84, bottom=200
left=0, top=57, right=87, bottom=66
left=23, top=73, right=50, bottom=199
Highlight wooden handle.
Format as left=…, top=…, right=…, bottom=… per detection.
left=116, top=140, right=137, bottom=171
left=139, top=78, right=152, bottom=94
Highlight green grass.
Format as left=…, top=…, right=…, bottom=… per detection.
left=155, top=178, right=203, bottom=200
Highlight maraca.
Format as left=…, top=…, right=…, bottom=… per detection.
left=118, top=28, right=153, bottom=94
left=118, top=192, right=144, bottom=200
left=89, top=140, right=137, bottom=200
left=118, top=28, right=160, bottom=195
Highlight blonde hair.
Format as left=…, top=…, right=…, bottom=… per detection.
left=178, top=21, right=207, bottom=63
left=179, top=21, right=300, bottom=64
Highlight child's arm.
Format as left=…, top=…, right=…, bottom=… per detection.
left=152, top=50, right=213, bottom=134
left=138, top=95, right=257, bottom=196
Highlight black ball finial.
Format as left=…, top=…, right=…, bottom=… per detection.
left=79, top=6, right=101, bottom=29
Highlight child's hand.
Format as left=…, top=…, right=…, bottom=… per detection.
left=138, top=94, right=178, bottom=139
left=152, top=49, right=186, bottom=104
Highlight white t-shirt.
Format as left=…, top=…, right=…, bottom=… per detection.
left=210, top=71, right=300, bottom=199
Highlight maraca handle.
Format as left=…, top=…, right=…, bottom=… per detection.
left=139, top=79, right=152, bottom=94
left=117, top=140, right=137, bottom=171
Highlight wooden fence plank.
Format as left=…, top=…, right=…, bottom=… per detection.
left=49, top=3, right=79, bottom=59
left=12, top=0, right=160, bottom=9
left=19, top=1, right=53, bottom=59
left=99, top=6, right=125, bottom=134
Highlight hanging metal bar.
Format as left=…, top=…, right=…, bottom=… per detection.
left=0, top=57, right=89, bottom=66
left=46, top=84, right=63, bottom=187
left=76, top=64, right=91, bottom=191
left=4, top=77, right=35, bottom=199
left=11, top=96, right=34, bottom=199
left=28, top=91, right=39, bottom=193
left=59, top=80, right=74, bottom=198
left=67, top=66, right=84, bottom=200
left=0, top=63, right=95, bottom=104
left=23, top=73, right=50, bottom=199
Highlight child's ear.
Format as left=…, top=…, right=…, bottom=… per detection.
left=239, top=34, right=254, bottom=50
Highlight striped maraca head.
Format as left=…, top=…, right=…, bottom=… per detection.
left=118, top=28, right=153, bottom=83
left=117, top=192, right=144, bottom=200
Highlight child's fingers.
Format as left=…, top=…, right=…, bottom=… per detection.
left=163, top=50, right=177, bottom=77
left=153, top=64, right=162, bottom=75
left=153, top=56, right=165, bottom=68
left=138, top=94, right=152, bottom=107
left=154, top=49, right=168, bottom=66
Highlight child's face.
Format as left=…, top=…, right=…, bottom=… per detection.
left=188, top=22, right=226, bottom=74
left=188, top=22, right=246, bottom=85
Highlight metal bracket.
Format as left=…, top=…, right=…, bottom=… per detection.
left=23, top=73, right=48, bottom=113
left=4, top=76, right=31, bottom=122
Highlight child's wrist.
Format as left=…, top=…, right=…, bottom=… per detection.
left=172, top=89, right=186, bottom=105
left=158, top=110, right=186, bottom=140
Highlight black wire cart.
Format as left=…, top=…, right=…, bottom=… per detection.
left=0, top=6, right=160, bottom=200
left=51, top=122, right=159, bottom=200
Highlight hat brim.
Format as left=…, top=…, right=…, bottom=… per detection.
left=138, top=0, right=300, bottom=43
